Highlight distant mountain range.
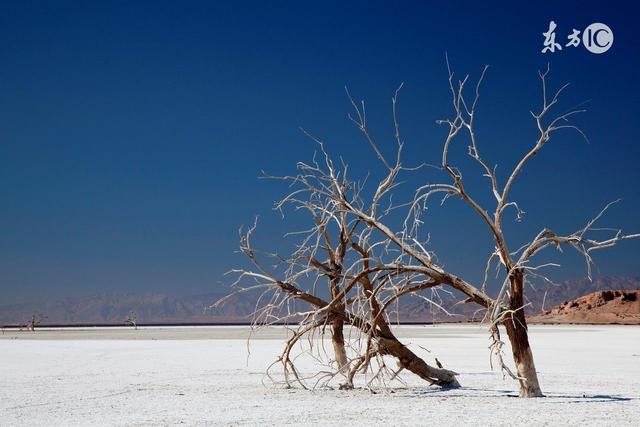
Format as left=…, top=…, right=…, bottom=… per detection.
left=1, top=276, right=638, bottom=326
left=0, top=291, right=251, bottom=326
left=398, top=276, right=640, bottom=322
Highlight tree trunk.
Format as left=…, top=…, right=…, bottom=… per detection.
left=377, top=334, right=460, bottom=388
left=331, top=318, right=349, bottom=372
left=503, top=271, right=543, bottom=397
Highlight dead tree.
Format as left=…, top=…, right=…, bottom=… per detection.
left=220, top=62, right=637, bottom=397
left=220, top=166, right=461, bottom=390
left=407, top=61, right=638, bottom=396
left=124, top=312, right=138, bottom=330
left=26, top=313, right=46, bottom=332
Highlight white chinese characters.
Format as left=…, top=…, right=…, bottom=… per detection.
left=542, top=21, right=562, bottom=53
left=542, top=21, right=613, bottom=54
left=566, top=29, right=580, bottom=47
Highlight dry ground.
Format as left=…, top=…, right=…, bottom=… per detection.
left=1, top=325, right=639, bottom=426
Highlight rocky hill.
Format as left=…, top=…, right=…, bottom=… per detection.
left=528, top=289, right=640, bottom=324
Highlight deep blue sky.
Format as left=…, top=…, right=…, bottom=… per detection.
left=1, top=1, right=639, bottom=304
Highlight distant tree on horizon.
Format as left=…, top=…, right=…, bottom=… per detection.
left=26, top=313, right=46, bottom=332
left=124, top=311, right=138, bottom=330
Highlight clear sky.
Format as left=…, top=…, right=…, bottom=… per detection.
left=1, top=1, right=639, bottom=304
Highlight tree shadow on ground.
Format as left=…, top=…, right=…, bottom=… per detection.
left=536, top=393, right=634, bottom=403
left=409, top=387, right=634, bottom=402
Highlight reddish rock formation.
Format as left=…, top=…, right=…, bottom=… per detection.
left=529, top=289, right=640, bottom=324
